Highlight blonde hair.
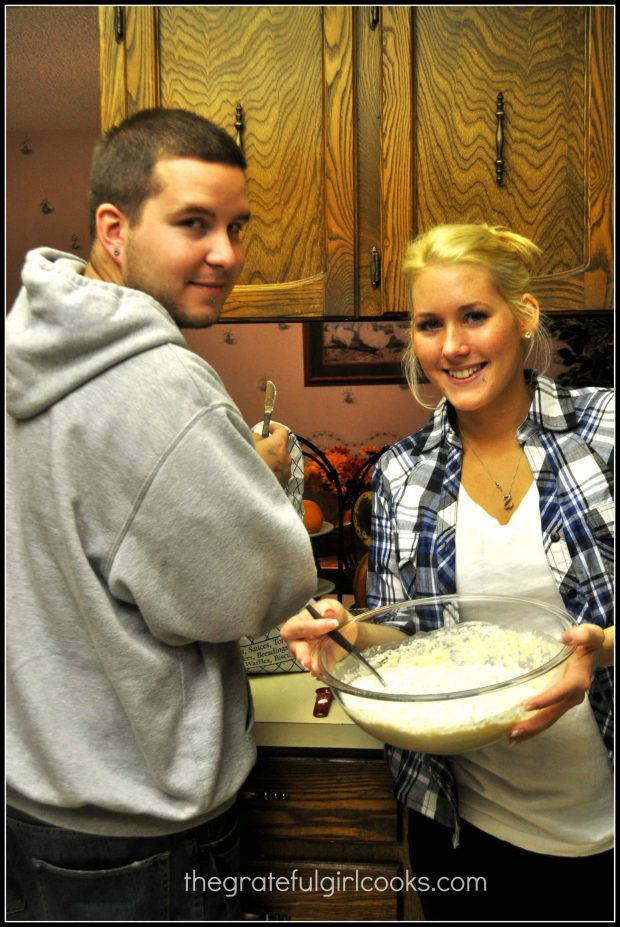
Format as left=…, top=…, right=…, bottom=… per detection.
left=401, top=223, right=552, bottom=407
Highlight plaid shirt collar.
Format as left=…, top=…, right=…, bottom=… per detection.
left=416, top=373, right=580, bottom=457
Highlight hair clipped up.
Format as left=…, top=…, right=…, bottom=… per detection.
left=401, top=223, right=551, bottom=407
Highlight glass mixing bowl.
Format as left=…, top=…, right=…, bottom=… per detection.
left=316, top=594, right=576, bottom=754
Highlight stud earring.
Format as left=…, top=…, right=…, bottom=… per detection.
left=523, top=331, right=532, bottom=340
left=112, top=248, right=120, bottom=257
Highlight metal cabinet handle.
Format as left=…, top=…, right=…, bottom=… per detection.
left=114, top=6, right=124, bottom=43
left=235, top=103, right=245, bottom=152
left=238, top=789, right=288, bottom=801
left=371, top=247, right=381, bottom=289
left=495, top=92, right=505, bottom=185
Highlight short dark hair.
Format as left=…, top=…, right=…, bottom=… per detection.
left=88, top=108, right=246, bottom=238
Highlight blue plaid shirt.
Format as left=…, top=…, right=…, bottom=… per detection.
left=368, top=374, right=614, bottom=841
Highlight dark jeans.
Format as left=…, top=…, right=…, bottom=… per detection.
left=408, top=810, right=614, bottom=922
left=6, top=803, right=241, bottom=921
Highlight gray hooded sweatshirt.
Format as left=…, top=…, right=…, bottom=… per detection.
left=6, top=248, right=317, bottom=836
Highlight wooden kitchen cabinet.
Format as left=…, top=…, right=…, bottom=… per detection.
left=237, top=751, right=425, bottom=921
left=360, top=5, right=613, bottom=316
left=406, top=5, right=614, bottom=315
left=98, top=6, right=613, bottom=320
left=99, top=6, right=356, bottom=320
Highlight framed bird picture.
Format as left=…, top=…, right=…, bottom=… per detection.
left=303, top=320, right=410, bottom=385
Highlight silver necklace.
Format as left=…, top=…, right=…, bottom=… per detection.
left=465, top=443, right=524, bottom=510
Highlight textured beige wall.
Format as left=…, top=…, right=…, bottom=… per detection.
left=183, top=323, right=431, bottom=450
left=6, top=128, right=99, bottom=307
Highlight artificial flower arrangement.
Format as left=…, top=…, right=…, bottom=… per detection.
left=304, top=444, right=381, bottom=499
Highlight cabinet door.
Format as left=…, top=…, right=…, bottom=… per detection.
left=355, top=6, right=413, bottom=318
left=239, top=753, right=425, bottom=921
left=99, top=7, right=612, bottom=320
left=240, top=755, right=399, bottom=844
left=99, top=6, right=356, bottom=320
left=411, top=5, right=613, bottom=313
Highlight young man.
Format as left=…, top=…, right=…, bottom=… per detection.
left=6, top=109, right=318, bottom=921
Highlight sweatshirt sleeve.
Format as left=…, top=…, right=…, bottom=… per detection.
left=107, top=402, right=317, bottom=645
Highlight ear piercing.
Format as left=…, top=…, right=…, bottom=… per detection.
left=523, top=331, right=532, bottom=340
left=112, top=248, right=121, bottom=256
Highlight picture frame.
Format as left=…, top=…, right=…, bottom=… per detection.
left=303, top=320, right=410, bottom=386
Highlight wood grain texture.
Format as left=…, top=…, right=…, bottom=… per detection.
left=355, top=7, right=383, bottom=318
left=158, top=7, right=325, bottom=287
left=355, top=6, right=414, bottom=318
left=123, top=7, right=160, bottom=116
left=241, top=860, right=401, bottom=920
left=98, top=6, right=613, bottom=318
left=583, top=5, right=614, bottom=309
left=380, top=6, right=414, bottom=316
left=99, top=6, right=127, bottom=132
left=322, top=6, right=356, bottom=317
left=224, top=274, right=326, bottom=320
left=240, top=755, right=397, bottom=843
left=99, top=8, right=160, bottom=131
left=414, top=7, right=587, bottom=276
left=239, top=752, right=425, bottom=920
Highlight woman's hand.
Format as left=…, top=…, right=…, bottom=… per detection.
left=279, top=598, right=352, bottom=678
left=509, top=623, right=611, bottom=744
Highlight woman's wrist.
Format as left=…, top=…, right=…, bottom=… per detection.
left=597, top=626, right=614, bottom=668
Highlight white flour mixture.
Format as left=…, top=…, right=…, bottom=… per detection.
left=338, top=622, right=566, bottom=754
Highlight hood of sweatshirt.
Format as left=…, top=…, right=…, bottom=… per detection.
left=6, top=248, right=187, bottom=420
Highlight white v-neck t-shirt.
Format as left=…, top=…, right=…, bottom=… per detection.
left=453, top=481, right=613, bottom=856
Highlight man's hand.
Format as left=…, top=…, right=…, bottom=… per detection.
left=253, top=423, right=292, bottom=487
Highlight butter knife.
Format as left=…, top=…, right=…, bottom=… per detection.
left=262, top=380, right=277, bottom=437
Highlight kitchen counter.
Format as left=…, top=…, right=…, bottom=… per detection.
left=249, top=671, right=383, bottom=751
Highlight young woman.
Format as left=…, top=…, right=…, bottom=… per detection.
left=281, top=224, right=614, bottom=921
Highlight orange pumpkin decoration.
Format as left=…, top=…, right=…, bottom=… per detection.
left=303, top=500, right=324, bottom=534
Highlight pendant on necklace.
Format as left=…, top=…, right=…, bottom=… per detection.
left=503, top=493, right=514, bottom=510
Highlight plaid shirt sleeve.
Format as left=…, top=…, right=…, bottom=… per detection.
left=368, top=416, right=463, bottom=837
left=522, top=379, right=614, bottom=761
